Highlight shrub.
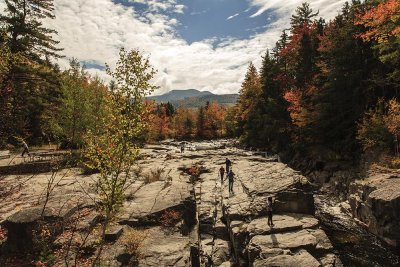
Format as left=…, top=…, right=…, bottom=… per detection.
left=357, top=108, right=392, bottom=151
left=160, top=210, right=181, bottom=227
left=144, top=168, right=164, bottom=184
left=120, top=229, right=148, bottom=261
left=188, top=165, right=200, bottom=177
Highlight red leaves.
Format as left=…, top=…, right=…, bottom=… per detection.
left=35, top=261, right=46, bottom=267
left=160, top=210, right=181, bottom=227
left=356, top=0, right=400, bottom=42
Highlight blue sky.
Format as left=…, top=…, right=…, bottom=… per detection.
left=0, top=0, right=348, bottom=94
left=175, top=0, right=274, bottom=44
left=113, top=0, right=276, bottom=43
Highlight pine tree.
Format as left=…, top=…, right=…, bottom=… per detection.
left=0, top=0, right=62, bottom=59
left=314, top=1, right=381, bottom=155
left=0, top=0, right=62, bottom=145
left=290, top=2, right=319, bottom=29
left=257, top=51, right=291, bottom=151
left=236, top=62, right=261, bottom=144
left=197, top=106, right=205, bottom=139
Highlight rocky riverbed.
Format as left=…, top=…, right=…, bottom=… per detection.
left=0, top=140, right=393, bottom=266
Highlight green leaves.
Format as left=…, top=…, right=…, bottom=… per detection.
left=84, top=48, right=157, bottom=215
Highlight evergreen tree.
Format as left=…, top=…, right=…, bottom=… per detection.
left=0, top=0, right=62, bottom=59
left=257, top=51, right=291, bottom=151
left=290, top=2, right=319, bottom=28
left=0, top=0, right=62, bottom=145
left=236, top=62, right=261, bottom=144
left=197, top=106, right=205, bottom=139
left=315, top=2, right=382, bottom=155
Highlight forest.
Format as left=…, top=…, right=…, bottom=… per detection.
left=0, top=0, right=399, bottom=164
left=0, top=1, right=400, bottom=266
left=235, top=0, right=400, bottom=166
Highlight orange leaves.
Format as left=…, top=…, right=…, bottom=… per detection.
left=35, top=261, right=46, bottom=267
left=284, top=89, right=302, bottom=125
left=159, top=106, right=170, bottom=137
left=385, top=99, right=400, bottom=138
left=202, top=102, right=227, bottom=139
left=160, top=210, right=181, bottom=227
left=237, top=63, right=261, bottom=122
left=356, top=0, right=400, bottom=42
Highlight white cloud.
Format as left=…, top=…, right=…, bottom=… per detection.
left=226, top=13, right=239, bottom=21
left=174, top=4, right=186, bottom=14
left=1, top=0, right=349, bottom=95
left=129, top=0, right=185, bottom=14
left=249, top=0, right=346, bottom=20
left=38, top=0, right=270, bottom=95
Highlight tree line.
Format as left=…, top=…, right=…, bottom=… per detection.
left=144, top=101, right=237, bottom=141
left=1, top=0, right=399, bottom=164
left=234, top=0, right=400, bottom=163
left=0, top=0, right=237, bottom=149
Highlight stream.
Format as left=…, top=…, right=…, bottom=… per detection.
left=315, top=193, right=400, bottom=267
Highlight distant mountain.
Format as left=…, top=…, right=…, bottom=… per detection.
left=147, top=89, right=238, bottom=108
left=147, top=89, right=213, bottom=102
left=174, top=94, right=238, bottom=108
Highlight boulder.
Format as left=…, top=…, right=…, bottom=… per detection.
left=139, top=227, right=192, bottom=267
left=246, top=214, right=319, bottom=237
left=348, top=170, right=400, bottom=247
left=253, top=249, right=321, bottom=267
left=3, top=204, right=78, bottom=253
left=248, top=230, right=318, bottom=263
left=105, top=225, right=124, bottom=242
left=211, top=239, right=230, bottom=266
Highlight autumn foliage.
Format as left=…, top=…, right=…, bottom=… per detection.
left=160, top=210, right=182, bottom=227
left=356, top=0, right=400, bottom=42
left=236, top=1, right=400, bottom=159
left=146, top=100, right=232, bottom=141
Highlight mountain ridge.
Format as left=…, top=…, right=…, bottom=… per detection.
left=147, top=89, right=238, bottom=108
left=148, top=89, right=214, bottom=102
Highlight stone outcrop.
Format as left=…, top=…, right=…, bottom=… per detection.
left=349, top=168, right=400, bottom=247
left=0, top=140, right=341, bottom=266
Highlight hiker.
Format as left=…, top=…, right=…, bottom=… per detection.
left=21, top=140, right=30, bottom=157
left=180, top=143, right=185, bottom=153
left=225, top=158, right=232, bottom=173
left=228, top=170, right=234, bottom=193
left=219, top=166, right=225, bottom=184
left=267, top=197, right=274, bottom=227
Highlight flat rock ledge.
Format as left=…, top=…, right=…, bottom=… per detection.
left=0, top=141, right=342, bottom=266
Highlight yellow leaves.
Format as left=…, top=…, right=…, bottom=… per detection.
left=84, top=47, right=157, bottom=215
left=384, top=99, right=400, bottom=137
left=357, top=99, right=400, bottom=151
left=356, top=0, right=400, bottom=43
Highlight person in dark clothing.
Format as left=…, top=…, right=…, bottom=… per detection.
left=21, top=140, right=30, bottom=157
left=267, top=197, right=274, bottom=226
left=180, top=144, right=185, bottom=153
left=228, top=170, right=234, bottom=193
left=225, top=158, right=232, bottom=173
left=219, top=166, right=225, bottom=184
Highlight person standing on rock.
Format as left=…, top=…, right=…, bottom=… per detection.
left=225, top=158, right=232, bottom=173
left=219, top=166, right=225, bottom=184
left=267, top=197, right=274, bottom=227
left=21, top=140, right=30, bottom=157
left=228, top=170, right=235, bottom=193
left=180, top=143, right=185, bottom=153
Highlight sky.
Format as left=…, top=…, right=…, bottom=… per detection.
left=1, top=0, right=348, bottom=95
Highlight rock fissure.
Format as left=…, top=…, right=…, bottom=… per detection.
left=1, top=141, right=342, bottom=266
